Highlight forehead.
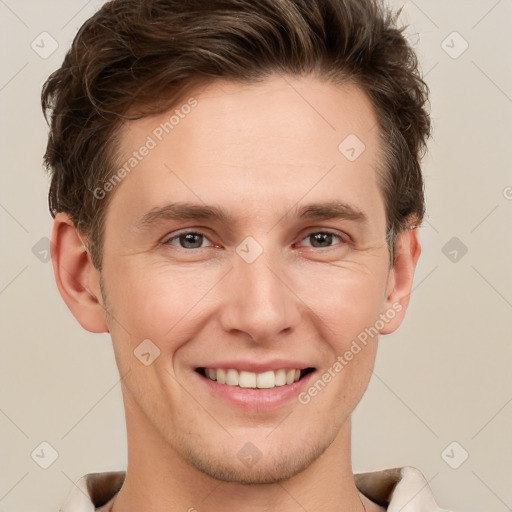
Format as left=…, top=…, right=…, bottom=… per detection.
left=107, top=75, right=385, bottom=234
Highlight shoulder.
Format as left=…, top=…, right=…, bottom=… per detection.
left=354, top=465, right=455, bottom=512
left=59, top=471, right=125, bottom=512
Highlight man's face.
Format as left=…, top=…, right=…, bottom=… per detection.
left=87, top=75, right=407, bottom=482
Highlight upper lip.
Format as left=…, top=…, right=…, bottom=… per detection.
left=196, top=359, right=315, bottom=373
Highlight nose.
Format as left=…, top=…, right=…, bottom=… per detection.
left=218, top=242, right=301, bottom=343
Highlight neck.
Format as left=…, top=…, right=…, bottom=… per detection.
left=112, top=393, right=369, bottom=512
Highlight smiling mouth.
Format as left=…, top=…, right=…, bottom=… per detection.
left=196, top=367, right=315, bottom=389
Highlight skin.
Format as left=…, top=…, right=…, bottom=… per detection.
left=51, top=74, right=421, bottom=512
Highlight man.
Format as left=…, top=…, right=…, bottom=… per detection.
left=42, top=0, right=449, bottom=510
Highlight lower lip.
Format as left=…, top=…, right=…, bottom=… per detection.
left=196, top=370, right=316, bottom=411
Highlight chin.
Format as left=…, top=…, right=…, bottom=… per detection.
left=179, top=436, right=331, bottom=484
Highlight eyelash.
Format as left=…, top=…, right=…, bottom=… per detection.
left=162, top=229, right=349, bottom=251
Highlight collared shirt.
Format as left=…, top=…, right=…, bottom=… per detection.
left=59, top=466, right=452, bottom=512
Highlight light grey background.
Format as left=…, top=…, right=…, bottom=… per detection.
left=1, top=0, right=511, bottom=510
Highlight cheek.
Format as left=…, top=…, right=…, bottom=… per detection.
left=105, top=262, right=217, bottom=355
left=295, top=261, right=388, bottom=338
left=299, top=271, right=384, bottom=412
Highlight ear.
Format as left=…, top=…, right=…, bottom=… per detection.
left=50, top=212, right=109, bottom=333
left=378, top=227, right=421, bottom=335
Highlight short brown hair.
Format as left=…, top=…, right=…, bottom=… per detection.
left=42, top=0, right=431, bottom=271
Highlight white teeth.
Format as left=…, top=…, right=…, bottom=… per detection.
left=216, top=368, right=226, bottom=384
left=275, top=369, right=286, bottom=386
left=239, top=370, right=257, bottom=388
left=256, top=370, right=274, bottom=389
left=202, top=368, right=309, bottom=389
left=226, top=369, right=239, bottom=386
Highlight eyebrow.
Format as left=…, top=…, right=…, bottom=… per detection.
left=134, top=200, right=367, bottom=231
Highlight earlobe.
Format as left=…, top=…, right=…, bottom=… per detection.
left=50, top=213, right=109, bottom=333
left=379, top=227, right=421, bottom=335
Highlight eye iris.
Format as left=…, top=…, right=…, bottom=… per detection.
left=311, top=233, right=332, bottom=248
left=180, top=233, right=202, bottom=248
